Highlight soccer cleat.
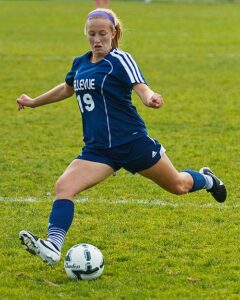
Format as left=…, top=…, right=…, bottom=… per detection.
left=19, top=230, right=61, bottom=266
left=199, top=167, right=227, bottom=203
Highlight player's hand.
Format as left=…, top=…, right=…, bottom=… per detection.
left=17, top=94, right=35, bottom=111
left=147, top=93, right=163, bottom=109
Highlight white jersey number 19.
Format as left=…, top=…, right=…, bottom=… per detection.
left=77, top=93, right=95, bottom=113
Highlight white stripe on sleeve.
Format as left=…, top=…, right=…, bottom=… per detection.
left=110, top=51, right=135, bottom=83
left=112, top=49, right=145, bottom=83
left=126, top=52, right=145, bottom=82
left=114, top=49, right=141, bottom=82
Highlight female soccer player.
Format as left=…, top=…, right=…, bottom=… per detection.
left=17, top=9, right=227, bottom=265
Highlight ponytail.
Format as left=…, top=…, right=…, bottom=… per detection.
left=112, top=22, right=122, bottom=48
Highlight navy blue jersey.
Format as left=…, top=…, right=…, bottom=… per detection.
left=65, top=48, right=148, bottom=149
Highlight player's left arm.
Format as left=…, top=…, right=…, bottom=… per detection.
left=133, top=83, right=163, bottom=109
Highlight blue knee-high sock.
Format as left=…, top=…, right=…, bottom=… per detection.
left=47, top=199, right=74, bottom=251
left=183, top=170, right=206, bottom=192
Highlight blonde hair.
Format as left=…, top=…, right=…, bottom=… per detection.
left=85, top=8, right=122, bottom=48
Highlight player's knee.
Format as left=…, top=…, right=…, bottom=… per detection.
left=55, top=177, right=63, bottom=194
left=55, top=177, right=74, bottom=199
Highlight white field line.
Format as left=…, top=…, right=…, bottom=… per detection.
left=0, top=197, right=239, bottom=209
left=0, top=197, right=37, bottom=202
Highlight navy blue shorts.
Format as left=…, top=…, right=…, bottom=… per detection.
left=77, top=135, right=166, bottom=174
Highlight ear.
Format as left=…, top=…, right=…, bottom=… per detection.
left=111, top=29, right=117, bottom=40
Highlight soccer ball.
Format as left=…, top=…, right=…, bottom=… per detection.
left=64, top=243, right=104, bottom=280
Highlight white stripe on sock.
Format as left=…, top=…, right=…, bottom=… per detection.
left=47, top=227, right=66, bottom=250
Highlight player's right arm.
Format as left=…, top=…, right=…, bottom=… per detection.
left=17, top=82, right=74, bottom=111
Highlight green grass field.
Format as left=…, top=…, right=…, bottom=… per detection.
left=0, top=0, right=240, bottom=299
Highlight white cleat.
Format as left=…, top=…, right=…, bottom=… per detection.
left=19, top=230, right=61, bottom=266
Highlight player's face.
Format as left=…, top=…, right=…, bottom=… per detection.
left=86, top=18, right=116, bottom=62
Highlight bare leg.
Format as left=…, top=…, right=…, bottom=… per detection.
left=19, top=159, right=114, bottom=265
left=55, top=159, right=115, bottom=200
left=139, top=153, right=193, bottom=195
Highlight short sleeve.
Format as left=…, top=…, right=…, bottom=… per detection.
left=110, top=49, right=147, bottom=86
left=65, top=57, right=80, bottom=87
